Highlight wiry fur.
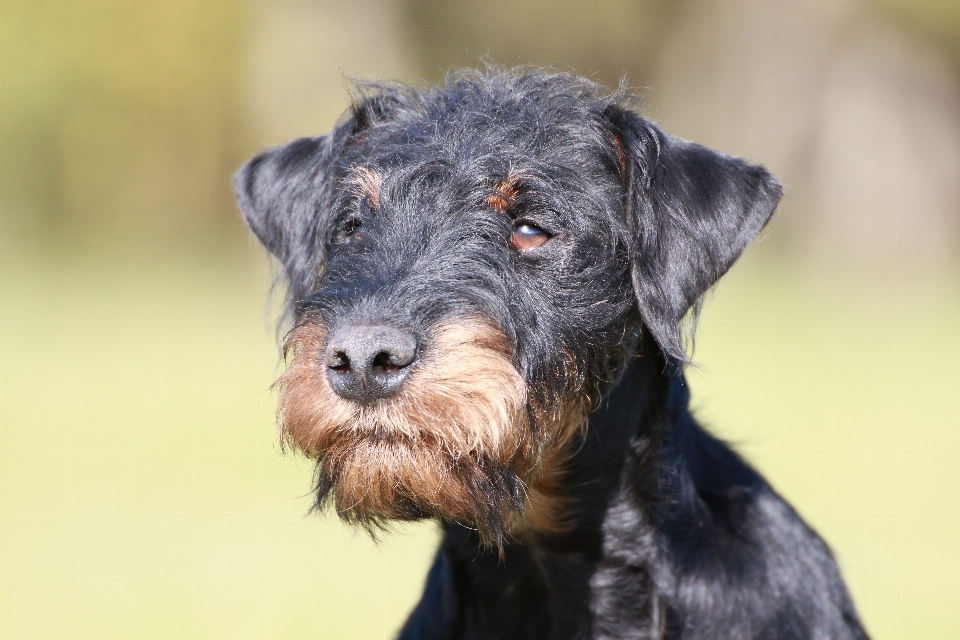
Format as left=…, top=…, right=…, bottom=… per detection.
left=235, top=67, right=869, bottom=639
left=280, top=316, right=534, bottom=540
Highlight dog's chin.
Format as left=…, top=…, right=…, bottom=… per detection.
left=311, top=429, right=525, bottom=541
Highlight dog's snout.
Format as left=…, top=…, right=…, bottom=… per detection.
left=324, top=325, right=417, bottom=402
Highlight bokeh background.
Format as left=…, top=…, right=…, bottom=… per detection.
left=2, top=0, right=959, bottom=638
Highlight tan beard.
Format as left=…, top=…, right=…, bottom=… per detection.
left=276, top=315, right=584, bottom=543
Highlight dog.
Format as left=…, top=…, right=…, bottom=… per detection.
left=234, top=68, right=869, bottom=639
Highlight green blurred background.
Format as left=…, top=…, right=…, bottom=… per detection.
left=2, top=1, right=959, bottom=638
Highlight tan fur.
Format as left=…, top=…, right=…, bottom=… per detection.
left=613, top=132, right=627, bottom=177
left=279, top=315, right=582, bottom=533
left=486, top=174, right=522, bottom=212
left=505, top=397, right=588, bottom=537
left=279, top=317, right=529, bottom=459
left=276, top=314, right=591, bottom=538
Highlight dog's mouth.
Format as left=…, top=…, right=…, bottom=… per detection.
left=276, top=316, right=545, bottom=541
left=279, top=317, right=529, bottom=456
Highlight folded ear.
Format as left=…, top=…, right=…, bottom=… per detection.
left=233, top=91, right=401, bottom=317
left=605, top=106, right=783, bottom=366
left=234, top=134, right=334, bottom=315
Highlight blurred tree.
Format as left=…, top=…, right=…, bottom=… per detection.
left=243, top=0, right=414, bottom=146
left=648, top=0, right=960, bottom=267
left=874, top=0, right=960, bottom=59
left=400, top=0, right=685, bottom=89
left=401, top=0, right=960, bottom=267
left=0, top=0, right=248, bottom=248
left=2, top=0, right=958, bottom=264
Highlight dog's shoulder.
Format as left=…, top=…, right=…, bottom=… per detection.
left=605, top=409, right=868, bottom=639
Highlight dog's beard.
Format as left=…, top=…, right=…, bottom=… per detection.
left=278, top=317, right=544, bottom=543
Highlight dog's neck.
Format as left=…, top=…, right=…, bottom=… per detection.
left=507, top=346, right=678, bottom=550
left=434, top=352, right=682, bottom=635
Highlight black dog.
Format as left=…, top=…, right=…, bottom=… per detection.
left=235, top=68, right=868, bottom=639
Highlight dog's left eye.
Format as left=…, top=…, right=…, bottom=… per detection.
left=511, top=223, right=551, bottom=251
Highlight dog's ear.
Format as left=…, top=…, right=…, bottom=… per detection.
left=605, top=106, right=783, bottom=365
left=234, top=134, right=335, bottom=315
left=233, top=91, right=400, bottom=317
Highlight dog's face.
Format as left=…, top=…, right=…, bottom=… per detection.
left=235, top=70, right=781, bottom=542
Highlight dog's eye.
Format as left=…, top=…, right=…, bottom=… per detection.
left=333, top=217, right=365, bottom=245
left=511, top=223, right=551, bottom=251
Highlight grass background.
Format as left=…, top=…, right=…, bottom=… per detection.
left=1, top=243, right=957, bottom=639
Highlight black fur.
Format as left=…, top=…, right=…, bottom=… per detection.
left=235, top=67, right=868, bottom=639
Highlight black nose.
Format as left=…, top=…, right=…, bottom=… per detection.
left=324, top=325, right=417, bottom=402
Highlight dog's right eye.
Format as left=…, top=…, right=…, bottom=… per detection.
left=342, top=218, right=362, bottom=236
left=333, top=218, right=365, bottom=245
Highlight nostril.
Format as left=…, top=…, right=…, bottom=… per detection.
left=323, top=324, right=418, bottom=402
left=327, top=350, right=351, bottom=373
left=371, top=350, right=403, bottom=374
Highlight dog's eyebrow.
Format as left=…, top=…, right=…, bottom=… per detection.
left=486, top=174, right=521, bottom=213
left=346, top=166, right=381, bottom=208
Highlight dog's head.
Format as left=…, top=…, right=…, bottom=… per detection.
left=235, top=69, right=781, bottom=543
